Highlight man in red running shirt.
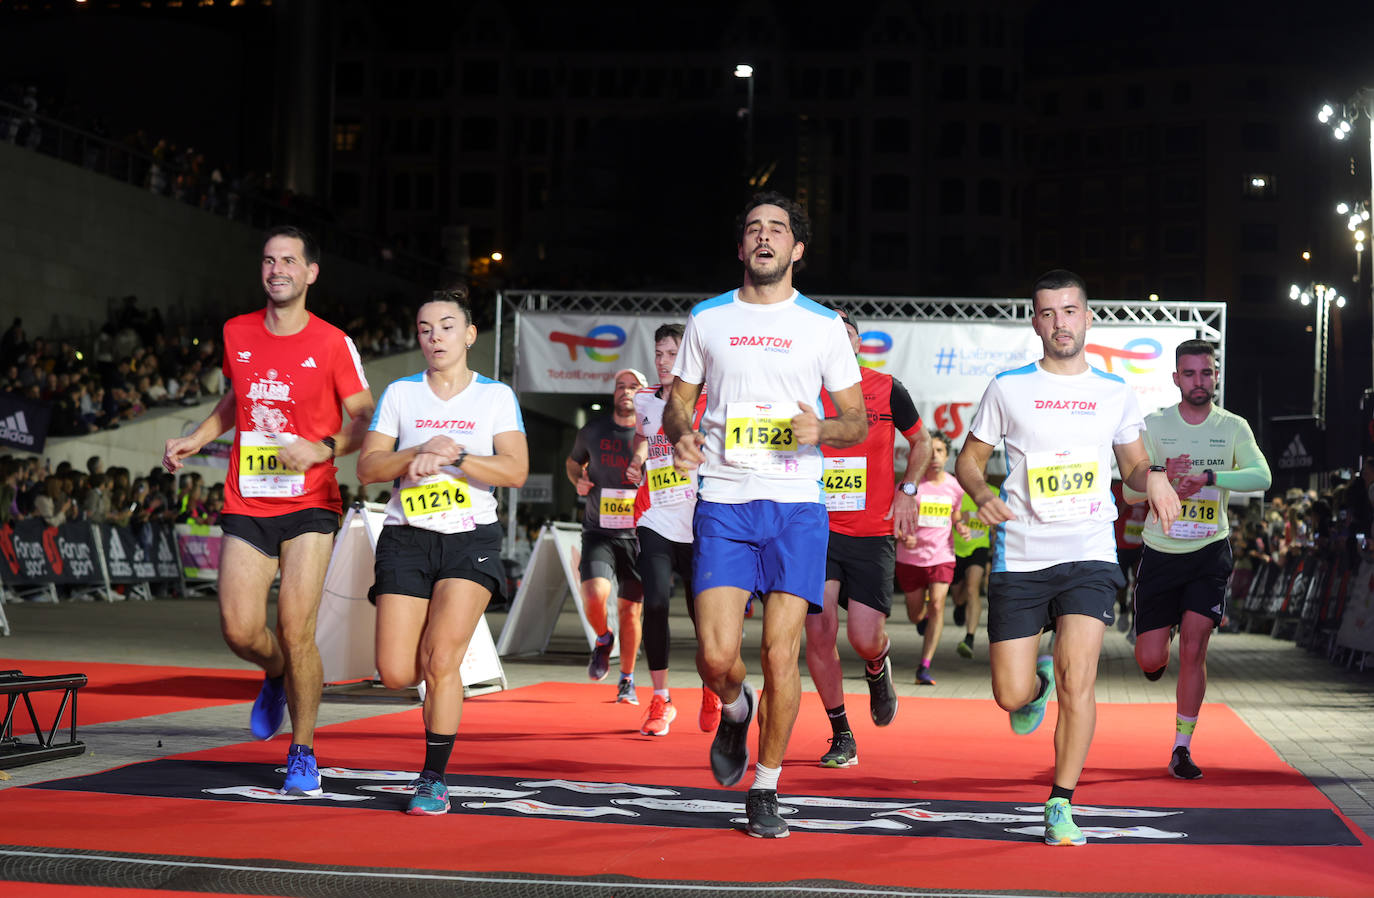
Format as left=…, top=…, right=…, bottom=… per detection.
left=806, top=306, right=930, bottom=768
left=163, top=226, right=374, bottom=795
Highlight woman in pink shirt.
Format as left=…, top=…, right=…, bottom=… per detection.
left=896, top=432, right=969, bottom=685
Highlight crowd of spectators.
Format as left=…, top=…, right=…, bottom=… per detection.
left=0, top=455, right=222, bottom=532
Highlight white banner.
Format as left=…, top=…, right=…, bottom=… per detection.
left=517, top=313, right=661, bottom=393
left=515, top=312, right=1201, bottom=441
left=853, top=321, right=1197, bottom=443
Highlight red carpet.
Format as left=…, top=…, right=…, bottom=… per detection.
left=1, top=682, right=1371, bottom=896
left=0, top=658, right=261, bottom=728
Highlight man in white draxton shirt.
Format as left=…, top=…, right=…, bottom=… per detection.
left=955, top=269, right=1179, bottom=847
left=664, top=192, right=867, bottom=839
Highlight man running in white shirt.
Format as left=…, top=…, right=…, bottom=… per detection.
left=956, top=269, right=1179, bottom=846
left=664, top=192, right=866, bottom=838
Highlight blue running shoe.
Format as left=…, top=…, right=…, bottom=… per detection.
left=1010, top=655, right=1054, bottom=735
left=280, top=745, right=322, bottom=796
left=407, top=774, right=450, bottom=816
left=1043, top=796, right=1086, bottom=846
left=250, top=674, right=287, bottom=740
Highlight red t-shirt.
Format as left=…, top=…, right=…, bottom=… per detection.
left=221, top=310, right=369, bottom=517
left=821, top=367, right=923, bottom=538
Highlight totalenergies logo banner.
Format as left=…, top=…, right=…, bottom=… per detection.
left=518, top=313, right=660, bottom=393
left=863, top=322, right=1197, bottom=442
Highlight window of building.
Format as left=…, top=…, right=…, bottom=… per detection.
left=1240, top=221, right=1278, bottom=252
left=937, top=234, right=964, bottom=274
left=1036, top=231, right=1058, bottom=262
left=461, top=59, right=499, bottom=96
left=1122, top=227, right=1145, bottom=258
left=1162, top=173, right=1201, bottom=206
left=978, top=123, right=1003, bottom=158
left=1041, top=90, right=1060, bottom=116
left=460, top=117, right=498, bottom=152
left=872, top=231, right=908, bottom=271
left=873, top=118, right=910, bottom=154
left=939, top=178, right=965, bottom=215
left=1081, top=178, right=1107, bottom=213
left=458, top=171, right=496, bottom=209
left=976, top=235, right=1002, bottom=273
left=415, top=173, right=434, bottom=211
left=1241, top=122, right=1278, bottom=152
left=977, top=178, right=1001, bottom=215
left=1125, top=83, right=1144, bottom=109
left=1162, top=224, right=1199, bottom=256
left=938, top=122, right=965, bottom=158
left=392, top=173, right=411, bottom=211
left=331, top=171, right=361, bottom=207
left=336, top=62, right=365, bottom=97
left=978, top=65, right=1003, bottom=102
left=873, top=59, right=911, bottom=98
left=872, top=173, right=910, bottom=212
left=333, top=120, right=362, bottom=153
left=940, top=65, right=967, bottom=101
left=1083, top=87, right=1104, bottom=112
left=1170, top=80, right=1192, bottom=105
left=1122, top=176, right=1146, bottom=212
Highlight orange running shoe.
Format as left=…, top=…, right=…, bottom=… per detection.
left=639, top=695, right=677, bottom=736
left=698, top=685, right=722, bottom=732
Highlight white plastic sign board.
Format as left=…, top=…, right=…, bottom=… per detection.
left=317, top=503, right=506, bottom=692
left=497, top=522, right=619, bottom=658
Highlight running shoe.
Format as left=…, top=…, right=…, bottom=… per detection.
left=953, top=602, right=966, bottom=627
left=819, top=730, right=858, bottom=768
left=1009, top=655, right=1054, bottom=735
left=1169, top=745, right=1203, bottom=780
left=698, top=686, right=722, bottom=732
left=957, top=635, right=974, bottom=659
left=865, top=655, right=898, bottom=726
left=616, top=676, right=639, bottom=705
left=250, top=674, right=287, bottom=741
left=709, top=681, right=755, bottom=786
left=640, top=695, right=677, bottom=736
left=587, top=632, right=613, bottom=681
left=1116, top=603, right=1131, bottom=632
left=745, top=789, right=789, bottom=839
left=406, top=774, right=450, bottom=816
left=1043, top=796, right=1085, bottom=846
left=915, top=664, right=936, bottom=686
left=280, top=745, right=322, bottom=796
left=915, top=616, right=927, bottom=636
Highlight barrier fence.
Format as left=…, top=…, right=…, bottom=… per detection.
left=0, top=519, right=183, bottom=606
left=1228, top=542, right=1374, bottom=668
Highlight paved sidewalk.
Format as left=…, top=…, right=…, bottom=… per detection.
left=1, top=594, right=1371, bottom=837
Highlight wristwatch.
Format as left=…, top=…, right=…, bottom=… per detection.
left=1204, top=469, right=1216, bottom=487
left=321, top=436, right=336, bottom=458
left=1148, top=465, right=1166, bottom=473
left=899, top=481, right=918, bottom=496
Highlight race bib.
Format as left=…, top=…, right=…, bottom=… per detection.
left=723, top=401, right=803, bottom=474
left=599, top=488, right=636, bottom=529
left=823, top=456, right=867, bottom=512
left=1169, top=487, right=1222, bottom=539
left=237, top=431, right=305, bottom=498
left=646, top=454, right=694, bottom=507
left=400, top=474, right=475, bottom=534
left=917, top=497, right=954, bottom=529
left=1025, top=446, right=1101, bottom=522
left=1124, top=518, right=1145, bottom=546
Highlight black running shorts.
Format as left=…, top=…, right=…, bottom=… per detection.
left=1132, top=540, right=1233, bottom=635
left=953, top=546, right=990, bottom=585
left=578, top=531, right=643, bottom=601
left=370, top=522, right=504, bottom=603
left=824, top=531, right=895, bottom=616
left=987, top=561, right=1124, bottom=643
left=220, top=508, right=339, bottom=559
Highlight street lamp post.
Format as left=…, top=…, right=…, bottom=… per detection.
left=734, top=63, right=754, bottom=180
left=1319, top=88, right=1374, bottom=388
left=1289, top=282, right=1347, bottom=429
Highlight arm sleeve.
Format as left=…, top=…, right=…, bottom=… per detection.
left=670, top=313, right=705, bottom=385
left=889, top=378, right=922, bottom=436
left=369, top=384, right=399, bottom=438
left=334, top=334, right=370, bottom=398
left=1112, top=386, right=1147, bottom=445
left=569, top=424, right=591, bottom=466
left=495, top=385, right=526, bottom=436
left=1217, top=417, right=1271, bottom=492
left=968, top=379, right=1006, bottom=446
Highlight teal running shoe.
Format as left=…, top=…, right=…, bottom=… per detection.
left=1009, top=655, right=1054, bottom=735
left=1043, top=796, right=1086, bottom=846
left=406, top=774, right=450, bottom=816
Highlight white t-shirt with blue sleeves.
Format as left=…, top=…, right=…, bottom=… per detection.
left=969, top=361, right=1144, bottom=573
left=369, top=371, right=525, bottom=528
left=671, top=290, right=860, bottom=505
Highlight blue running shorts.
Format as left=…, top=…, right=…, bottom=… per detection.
left=691, top=499, right=829, bottom=610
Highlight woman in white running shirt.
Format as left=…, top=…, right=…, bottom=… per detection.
left=357, top=290, right=528, bottom=817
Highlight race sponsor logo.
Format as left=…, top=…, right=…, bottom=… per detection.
left=728, top=335, right=793, bottom=350
left=414, top=418, right=477, bottom=431
left=549, top=325, right=626, bottom=362
left=1034, top=399, right=1098, bottom=412
left=858, top=330, right=892, bottom=369
left=301, top=356, right=318, bottom=368
left=933, top=401, right=974, bottom=439
left=1087, top=338, right=1163, bottom=375
left=0, top=410, right=34, bottom=446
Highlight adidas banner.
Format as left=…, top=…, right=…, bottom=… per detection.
left=97, top=523, right=182, bottom=584
left=0, top=390, right=50, bottom=453
left=1268, top=415, right=1322, bottom=489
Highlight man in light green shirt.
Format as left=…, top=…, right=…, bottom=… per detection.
left=1125, top=339, right=1271, bottom=780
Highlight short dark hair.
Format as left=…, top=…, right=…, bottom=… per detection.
left=264, top=225, right=319, bottom=266
left=1175, top=339, right=1217, bottom=364
left=827, top=304, right=857, bottom=331
left=929, top=429, right=952, bottom=452
left=734, top=191, right=812, bottom=248
left=653, top=322, right=685, bottom=344
left=1031, top=269, right=1087, bottom=303
left=425, top=286, right=473, bottom=329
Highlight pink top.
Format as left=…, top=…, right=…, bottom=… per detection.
left=896, top=474, right=965, bottom=568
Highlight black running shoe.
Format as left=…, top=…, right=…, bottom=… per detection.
left=587, top=633, right=613, bottom=681
left=953, top=602, right=966, bottom=627
left=819, top=730, right=858, bottom=768
left=745, top=789, right=789, bottom=838
left=709, top=681, right=755, bottom=786
left=865, top=655, right=898, bottom=727
left=1169, top=745, right=1203, bottom=780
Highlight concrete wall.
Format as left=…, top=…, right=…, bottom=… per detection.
left=0, top=140, right=423, bottom=342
